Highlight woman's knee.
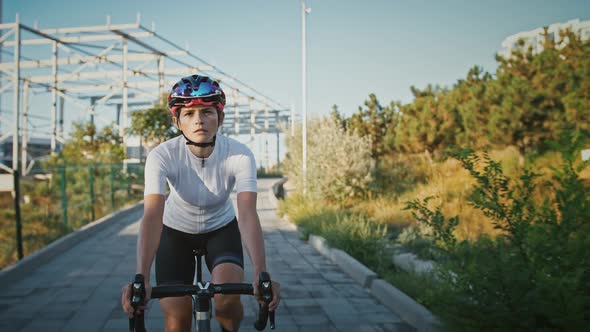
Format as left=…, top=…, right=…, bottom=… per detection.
left=215, top=294, right=242, bottom=315
left=164, top=316, right=192, bottom=332
left=161, top=297, right=192, bottom=331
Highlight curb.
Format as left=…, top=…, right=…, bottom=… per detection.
left=308, top=235, right=377, bottom=288
left=331, top=249, right=377, bottom=288
left=305, top=234, right=441, bottom=332
left=308, top=234, right=332, bottom=258
left=0, top=201, right=144, bottom=289
left=267, top=179, right=441, bottom=332
left=371, top=279, right=441, bottom=332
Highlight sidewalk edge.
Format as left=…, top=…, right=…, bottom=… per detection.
left=0, top=201, right=144, bottom=289
left=267, top=179, right=441, bottom=332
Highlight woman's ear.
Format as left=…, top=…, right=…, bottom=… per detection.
left=172, top=115, right=180, bottom=129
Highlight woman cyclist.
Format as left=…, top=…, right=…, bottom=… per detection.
left=121, top=75, right=281, bottom=332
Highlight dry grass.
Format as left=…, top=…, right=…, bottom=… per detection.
left=352, top=197, right=414, bottom=227
left=355, top=146, right=536, bottom=241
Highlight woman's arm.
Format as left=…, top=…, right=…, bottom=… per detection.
left=136, top=194, right=166, bottom=282
left=236, top=191, right=280, bottom=311
left=236, top=191, right=266, bottom=275
left=122, top=194, right=165, bottom=317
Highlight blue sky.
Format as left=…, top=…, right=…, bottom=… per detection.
left=3, top=0, right=590, bottom=165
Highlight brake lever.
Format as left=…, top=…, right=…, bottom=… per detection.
left=269, top=310, right=275, bottom=329
left=129, top=274, right=147, bottom=332
left=253, top=272, right=275, bottom=330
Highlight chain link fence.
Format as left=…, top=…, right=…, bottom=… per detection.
left=0, top=162, right=145, bottom=269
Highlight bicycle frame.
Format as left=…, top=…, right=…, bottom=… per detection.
left=192, top=248, right=214, bottom=332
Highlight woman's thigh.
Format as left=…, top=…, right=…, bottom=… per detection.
left=155, top=225, right=197, bottom=285
left=204, top=219, right=244, bottom=272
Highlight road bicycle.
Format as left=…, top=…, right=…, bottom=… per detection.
left=129, top=248, right=276, bottom=332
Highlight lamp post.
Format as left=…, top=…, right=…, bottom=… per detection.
left=301, top=0, right=311, bottom=194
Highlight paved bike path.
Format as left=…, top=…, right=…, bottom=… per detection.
left=0, top=179, right=415, bottom=332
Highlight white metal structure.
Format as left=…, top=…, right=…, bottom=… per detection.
left=301, top=0, right=311, bottom=194
left=0, top=15, right=291, bottom=176
left=498, top=18, right=590, bottom=58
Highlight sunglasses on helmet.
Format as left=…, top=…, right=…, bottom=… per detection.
left=171, top=81, right=221, bottom=99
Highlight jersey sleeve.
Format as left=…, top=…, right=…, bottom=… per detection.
left=144, top=148, right=168, bottom=196
left=234, top=147, right=257, bottom=194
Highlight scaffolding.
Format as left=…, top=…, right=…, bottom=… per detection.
left=0, top=14, right=292, bottom=176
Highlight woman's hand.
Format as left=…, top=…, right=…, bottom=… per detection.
left=121, top=283, right=152, bottom=318
left=252, top=277, right=281, bottom=312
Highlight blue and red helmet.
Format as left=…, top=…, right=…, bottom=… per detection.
left=167, top=75, right=226, bottom=116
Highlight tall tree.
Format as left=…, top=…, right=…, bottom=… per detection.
left=127, top=96, right=180, bottom=157
left=394, top=85, right=459, bottom=156
left=493, top=28, right=590, bottom=156
left=47, top=121, right=124, bottom=165
left=450, top=66, right=494, bottom=150
left=347, top=94, right=399, bottom=160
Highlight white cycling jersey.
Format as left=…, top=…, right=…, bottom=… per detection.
left=144, top=134, right=257, bottom=234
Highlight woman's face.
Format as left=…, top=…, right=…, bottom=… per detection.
left=174, top=106, right=223, bottom=144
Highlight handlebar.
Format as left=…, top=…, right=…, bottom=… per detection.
left=129, top=273, right=275, bottom=331
left=151, top=283, right=253, bottom=298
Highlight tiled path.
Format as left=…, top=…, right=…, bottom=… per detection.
left=0, top=179, right=414, bottom=331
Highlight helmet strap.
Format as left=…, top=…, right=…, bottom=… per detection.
left=181, top=132, right=216, bottom=148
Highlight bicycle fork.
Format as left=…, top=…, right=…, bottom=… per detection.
left=192, top=287, right=212, bottom=332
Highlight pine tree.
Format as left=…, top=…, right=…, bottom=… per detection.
left=394, top=85, right=458, bottom=156
left=347, top=94, right=399, bottom=160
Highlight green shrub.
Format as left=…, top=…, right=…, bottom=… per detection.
left=320, top=214, right=389, bottom=269
left=278, top=192, right=346, bottom=238
left=278, top=192, right=390, bottom=271
left=381, top=266, right=448, bottom=309
left=406, top=144, right=590, bottom=331
left=370, top=153, right=431, bottom=196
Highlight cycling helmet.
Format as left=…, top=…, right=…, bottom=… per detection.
left=167, top=75, right=226, bottom=116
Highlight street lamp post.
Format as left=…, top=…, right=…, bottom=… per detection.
left=301, top=0, right=310, bottom=194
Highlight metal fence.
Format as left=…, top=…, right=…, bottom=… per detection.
left=0, top=163, right=144, bottom=269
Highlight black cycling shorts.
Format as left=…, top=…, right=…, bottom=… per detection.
left=155, top=218, right=244, bottom=286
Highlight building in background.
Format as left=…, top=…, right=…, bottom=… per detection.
left=0, top=137, right=61, bottom=172
left=499, top=18, right=590, bottom=58
left=0, top=137, right=149, bottom=175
